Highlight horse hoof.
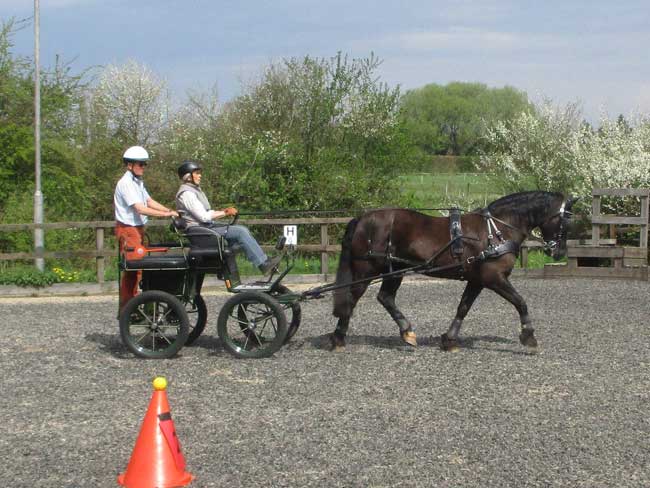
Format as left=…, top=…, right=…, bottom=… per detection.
left=519, top=328, right=538, bottom=348
left=440, top=333, right=459, bottom=352
left=330, top=333, right=346, bottom=352
left=401, top=330, right=417, bottom=347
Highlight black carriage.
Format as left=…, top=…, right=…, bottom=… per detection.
left=117, top=218, right=301, bottom=359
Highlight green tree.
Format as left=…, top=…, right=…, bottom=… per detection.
left=76, top=60, right=173, bottom=219
left=399, top=82, right=533, bottom=157
left=165, top=52, right=416, bottom=213
left=0, top=19, right=89, bottom=253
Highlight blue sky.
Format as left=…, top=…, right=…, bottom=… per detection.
left=2, top=0, right=649, bottom=122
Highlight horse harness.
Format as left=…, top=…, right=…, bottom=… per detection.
left=360, top=199, right=571, bottom=274
left=464, top=209, right=520, bottom=264
left=466, top=200, right=573, bottom=262
left=362, top=208, right=519, bottom=274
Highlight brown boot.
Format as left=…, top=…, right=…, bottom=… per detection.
left=259, top=255, right=282, bottom=276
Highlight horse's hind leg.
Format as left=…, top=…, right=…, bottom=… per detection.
left=441, top=282, right=483, bottom=352
left=331, top=282, right=370, bottom=351
left=488, top=278, right=537, bottom=350
left=377, top=276, right=417, bottom=347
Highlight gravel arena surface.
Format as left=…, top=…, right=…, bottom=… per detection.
left=1, top=277, right=649, bottom=487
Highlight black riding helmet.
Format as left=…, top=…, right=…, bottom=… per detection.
left=177, top=161, right=202, bottom=179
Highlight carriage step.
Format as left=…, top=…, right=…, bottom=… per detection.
left=232, top=282, right=273, bottom=292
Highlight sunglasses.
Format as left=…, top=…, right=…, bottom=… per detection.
left=134, top=162, right=148, bottom=167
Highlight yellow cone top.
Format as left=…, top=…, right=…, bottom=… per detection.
left=153, top=377, right=167, bottom=391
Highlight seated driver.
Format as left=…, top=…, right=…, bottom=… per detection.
left=175, top=161, right=281, bottom=275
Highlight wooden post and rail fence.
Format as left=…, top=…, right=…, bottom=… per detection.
left=1, top=189, right=648, bottom=282
left=0, top=216, right=544, bottom=283
left=544, top=188, right=650, bottom=280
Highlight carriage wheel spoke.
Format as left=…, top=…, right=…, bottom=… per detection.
left=156, top=330, right=174, bottom=345
left=134, top=330, right=152, bottom=345
left=238, top=304, right=253, bottom=349
left=133, top=307, right=154, bottom=326
left=255, top=311, right=271, bottom=337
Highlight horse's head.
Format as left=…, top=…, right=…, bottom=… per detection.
left=539, top=195, right=577, bottom=260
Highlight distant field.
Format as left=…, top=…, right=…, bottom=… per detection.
left=399, top=172, right=504, bottom=211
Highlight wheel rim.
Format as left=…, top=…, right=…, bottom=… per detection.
left=222, top=300, right=281, bottom=355
left=128, top=302, right=179, bottom=352
left=272, top=285, right=301, bottom=343
left=184, top=295, right=207, bottom=346
left=120, top=292, right=188, bottom=358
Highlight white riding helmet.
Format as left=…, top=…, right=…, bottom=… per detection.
left=122, top=146, right=149, bottom=164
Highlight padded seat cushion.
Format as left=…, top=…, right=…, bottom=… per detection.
left=124, top=255, right=188, bottom=270
left=188, top=248, right=221, bottom=259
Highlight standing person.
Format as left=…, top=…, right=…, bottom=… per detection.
left=114, top=146, right=178, bottom=312
left=174, top=161, right=281, bottom=275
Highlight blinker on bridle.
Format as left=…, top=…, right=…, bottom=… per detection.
left=542, top=200, right=572, bottom=253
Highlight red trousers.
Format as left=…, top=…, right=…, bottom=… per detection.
left=115, top=223, right=145, bottom=311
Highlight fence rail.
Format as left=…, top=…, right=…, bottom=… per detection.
left=0, top=217, right=543, bottom=282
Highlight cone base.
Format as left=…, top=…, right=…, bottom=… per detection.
left=118, top=471, right=194, bottom=487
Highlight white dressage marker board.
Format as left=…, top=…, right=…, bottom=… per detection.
left=283, top=225, right=298, bottom=245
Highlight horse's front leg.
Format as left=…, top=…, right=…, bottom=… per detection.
left=441, top=281, right=483, bottom=352
left=376, top=276, right=417, bottom=347
left=331, top=282, right=370, bottom=351
left=488, top=278, right=537, bottom=350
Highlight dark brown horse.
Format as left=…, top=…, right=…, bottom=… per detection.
left=331, top=191, right=576, bottom=352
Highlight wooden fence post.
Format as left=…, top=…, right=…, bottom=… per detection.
left=592, top=194, right=601, bottom=244
left=320, top=224, right=329, bottom=277
left=96, top=227, right=104, bottom=283
left=641, top=193, right=649, bottom=248
left=520, top=246, right=528, bottom=268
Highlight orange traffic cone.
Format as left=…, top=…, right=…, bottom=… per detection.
left=118, top=377, right=194, bottom=487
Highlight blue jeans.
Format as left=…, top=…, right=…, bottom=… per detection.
left=223, top=225, right=267, bottom=267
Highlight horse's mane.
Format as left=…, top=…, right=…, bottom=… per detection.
left=488, top=190, right=562, bottom=214
left=485, top=191, right=564, bottom=224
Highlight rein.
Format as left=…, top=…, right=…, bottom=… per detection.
left=231, top=207, right=459, bottom=217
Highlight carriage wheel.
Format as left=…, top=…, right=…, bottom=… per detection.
left=119, top=290, right=189, bottom=359
left=184, top=295, right=207, bottom=346
left=217, top=291, right=287, bottom=359
left=271, top=285, right=302, bottom=344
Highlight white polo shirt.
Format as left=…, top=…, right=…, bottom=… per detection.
left=114, top=171, right=151, bottom=226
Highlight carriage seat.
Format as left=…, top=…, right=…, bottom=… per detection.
left=124, top=254, right=188, bottom=270
left=187, top=243, right=241, bottom=259
left=173, top=217, right=242, bottom=255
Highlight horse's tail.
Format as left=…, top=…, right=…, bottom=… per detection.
left=333, top=217, right=360, bottom=318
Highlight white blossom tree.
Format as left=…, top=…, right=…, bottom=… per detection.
left=91, top=59, right=169, bottom=145
left=479, top=99, right=589, bottom=195
left=480, top=99, right=650, bottom=213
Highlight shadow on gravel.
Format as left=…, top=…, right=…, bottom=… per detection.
left=84, top=332, right=132, bottom=359
left=298, top=333, right=534, bottom=356
left=85, top=331, right=231, bottom=358
left=187, top=335, right=226, bottom=355
left=461, top=335, right=537, bottom=356
left=304, top=333, right=430, bottom=351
